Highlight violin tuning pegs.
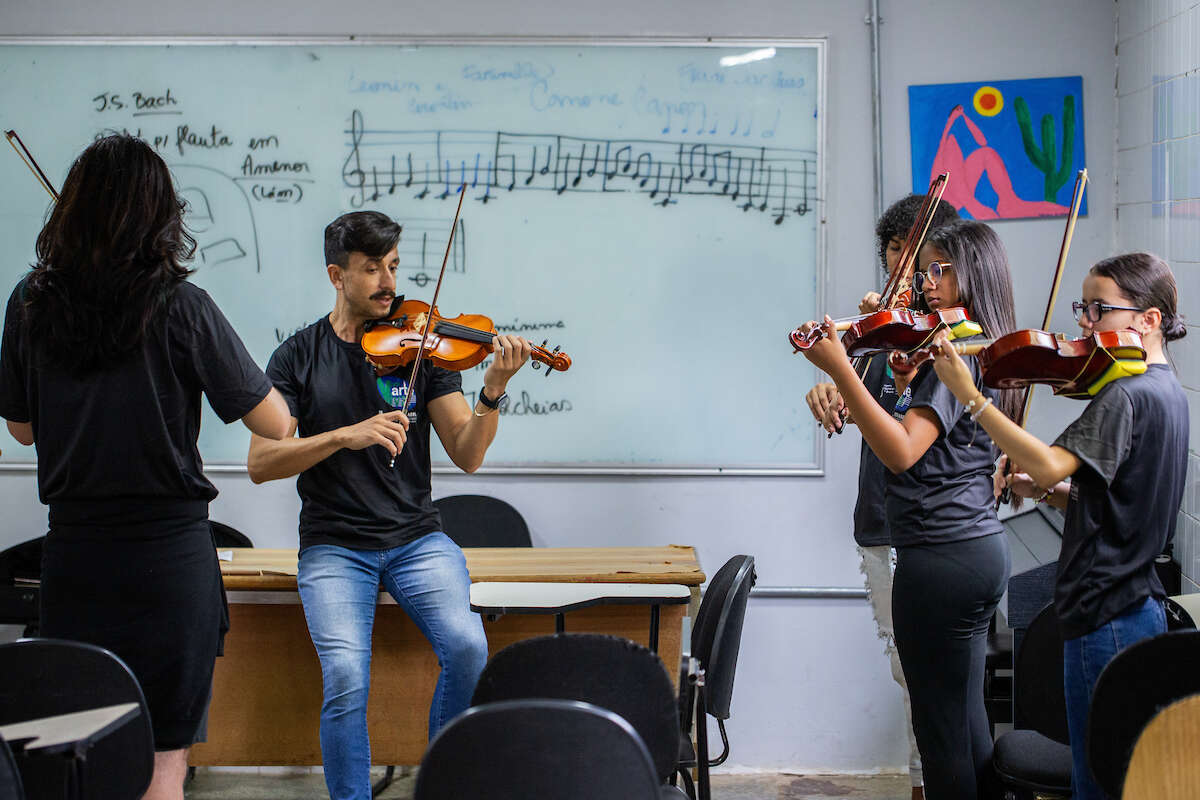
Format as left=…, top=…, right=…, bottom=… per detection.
left=532, top=362, right=542, bottom=370
left=540, top=339, right=549, bottom=348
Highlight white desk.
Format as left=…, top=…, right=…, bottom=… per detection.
left=0, top=702, right=140, bottom=757
left=470, top=582, right=691, bottom=653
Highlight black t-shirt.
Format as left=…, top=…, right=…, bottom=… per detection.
left=0, top=279, right=271, bottom=509
left=852, top=355, right=903, bottom=547
left=266, top=316, right=463, bottom=552
left=1052, top=363, right=1189, bottom=640
left=884, top=356, right=1004, bottom=548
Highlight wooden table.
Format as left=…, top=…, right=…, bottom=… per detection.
left=190, top=546, right=703, bottom=767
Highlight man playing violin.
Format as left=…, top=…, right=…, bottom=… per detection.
left=247, top=210, right=533, bottom=800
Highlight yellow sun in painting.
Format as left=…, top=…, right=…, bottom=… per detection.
left=973, top=86, right=1004, bottom=117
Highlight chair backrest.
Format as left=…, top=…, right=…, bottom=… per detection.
left=1163, top=597, right=1195, bottom=631
left=209, top=520, right=254, bottom=548
left=690, top=555, right=755, bottom=720
left=415, top=699, right=661, bottom=800
left=433, top=494, right=532, bottom=548
left=0, top=537, right=43, bottom=584
left=1120, top=693, right=1200, bottom=800
left=1087, top=629, right=1200, bottom=798
left=1012, top=603, right=1069, bottom=742
left=0, top=536, right=43, bottom=632
left=0, top=737, right=24, bottom=800
left=470, top=633, right=679, bottom=783
left=0, top=638, right=154, bottom=800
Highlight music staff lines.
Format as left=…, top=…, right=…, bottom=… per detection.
left=395, top=218, right=466, bottom=286
left=342, top=111, right=817, bottom=225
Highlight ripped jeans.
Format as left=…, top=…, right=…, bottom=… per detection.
left=859, top=544, right=922, bottom=788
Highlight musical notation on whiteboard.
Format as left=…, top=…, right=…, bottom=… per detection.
left=342, top=110, right=816, bottom=225
left=396, top=217, right=466, bottom=287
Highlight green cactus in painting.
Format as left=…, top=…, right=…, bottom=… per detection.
left=1015, top=94, right=1076, bottom=203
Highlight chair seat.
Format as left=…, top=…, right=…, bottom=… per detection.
left=993, top=730, right=1072, bottom=793
left=986, top=627, right=1013, bottom=669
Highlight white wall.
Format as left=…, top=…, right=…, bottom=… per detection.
left=1114, top=0, right=1200, bottom=592
left=0, top=0, right=1118, bottom=772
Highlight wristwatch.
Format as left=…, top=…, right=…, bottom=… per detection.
left=478, top=387, right=507, bottom=410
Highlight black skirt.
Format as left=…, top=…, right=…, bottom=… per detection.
left=41, top=500, right=225, bottom=751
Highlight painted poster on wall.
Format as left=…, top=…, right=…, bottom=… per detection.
left=908, top=76, right=1086, bottom=220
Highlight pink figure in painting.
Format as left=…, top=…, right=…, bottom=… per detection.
left=932, top=104, right=1068, bottom=219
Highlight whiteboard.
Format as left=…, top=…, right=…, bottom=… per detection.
left=0, top=40, right=825, bottom=473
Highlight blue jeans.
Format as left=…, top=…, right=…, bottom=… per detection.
left=298, top=533, right=489, bottom=800
left=1063, top=595, right=1166, bottom=800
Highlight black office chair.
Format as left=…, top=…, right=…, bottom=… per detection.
left=676, top=554, right=755, bottom=800
left=471, top=633, right=686, bottom=798
left=991, top=604, right=1072, bottom=799
left=0, top=536, right=44, bottom=638
left=0, top=737, right=25, bottom=800
left=1163, top=596, right=1195, bottom=630
left=1086, top=628, right=1200, bottom=799
left=0, top=638, right=154, bottom=800
left=984, top=609, right=1014, bottom=735
left=415, top=699, right=662, bottom=800
left=433, top=494, right=532, bottom=548
left=209, top=520, right=254, bottom=549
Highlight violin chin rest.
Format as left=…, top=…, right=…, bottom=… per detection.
left=948, top=320, right=984, bottom=340
left=1088, top=358, right=1148, bottom=396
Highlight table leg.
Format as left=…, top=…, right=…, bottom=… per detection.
left=649, top=605, right=661, bottom=653
left=555, top=613, right=565, bottom=633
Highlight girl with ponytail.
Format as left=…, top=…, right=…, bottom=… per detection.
left=927, top=252, right=1188, bottom=800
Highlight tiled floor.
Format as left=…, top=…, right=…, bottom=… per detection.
left=184, top=768, right=914, bottom=799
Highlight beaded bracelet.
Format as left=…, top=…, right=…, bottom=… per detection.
left=969, top=396, right=993, bottom=421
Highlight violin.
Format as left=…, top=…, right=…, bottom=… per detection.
left=973, top=328, right=1146, bottom=398
left=913, top=328, right=1146, bottom=397
left=361, top=298, right=571, bottom=375
left=789, top=306, right=982, bottom=357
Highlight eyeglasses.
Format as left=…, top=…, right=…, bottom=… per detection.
left=1071, top=300, right=1145, bottom=323
left=914, top=261, right=952, bottom=293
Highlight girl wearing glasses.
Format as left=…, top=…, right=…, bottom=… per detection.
left=804, top=193, right=958, bottom=800
left=796, top=219, right=1019, bottom=800
left=926, top=252, right=1188, bottom=800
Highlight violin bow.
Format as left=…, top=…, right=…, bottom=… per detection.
left=829, top=173, right=949, bottom=437
left=998, top=168, right=1088, bottom=507
left=5, top=130, right=60, bottom=201
left=878, top=172, right=949, bottom=310
left=388, top=183, right=468, bottom=468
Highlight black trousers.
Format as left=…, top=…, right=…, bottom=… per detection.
left=893, top=533, right=1009, bottom=800
left=42, top=502, right=223, bottom=750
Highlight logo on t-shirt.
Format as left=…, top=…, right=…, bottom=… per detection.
left=892, top=387, right=913, bottom=420
left=377, top=374, right=417, bottom=411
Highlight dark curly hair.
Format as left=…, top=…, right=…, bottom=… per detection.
left=23, top=134, right=195, bottom=371
left=874, top=194, right=960, bottom=270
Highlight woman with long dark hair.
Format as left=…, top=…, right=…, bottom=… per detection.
left=795, top=219, right=1018, bottom=800
left=929, top=252, right=1188, bottom=800
left=0, top=134, right=290, bottom=800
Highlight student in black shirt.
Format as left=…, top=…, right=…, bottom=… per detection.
left=928, top=252, right=1189, bottom=800
left=796, top=220, right=1019, bottom=800
left=0, top=135, right=291, bottom=800
left=247, top=210, right=534, bottom=800
left=804, top=194, right=958, bottom=800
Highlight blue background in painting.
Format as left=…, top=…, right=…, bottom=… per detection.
left=908, top=76, right=1087, bottom=219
